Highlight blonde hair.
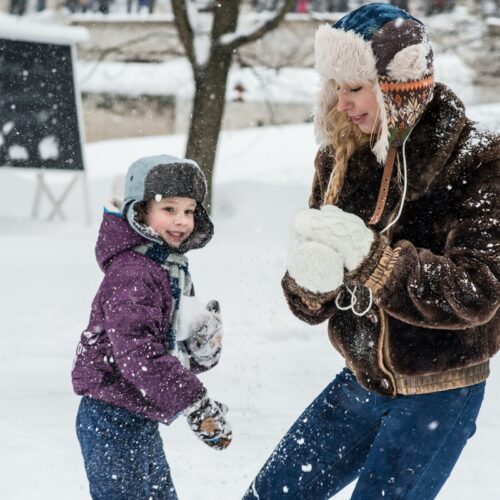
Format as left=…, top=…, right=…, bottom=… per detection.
left=323, top=108, right=370, bottom=205
left=322, top=81, right=379, bottom=205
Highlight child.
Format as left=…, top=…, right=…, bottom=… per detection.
left=244, top=3, right=499, bottom=499
left=72, top=154, right=231, bottom=499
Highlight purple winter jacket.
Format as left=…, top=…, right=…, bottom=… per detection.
left=71, top=211, right=204, bottom=424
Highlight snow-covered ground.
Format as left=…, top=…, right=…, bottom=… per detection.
left=1, top=107, right=500, bottom=499
left=1, top=7, right=500, bottom=497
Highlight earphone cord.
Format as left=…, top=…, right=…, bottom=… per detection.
left=380, top=125, right=414, bottom=235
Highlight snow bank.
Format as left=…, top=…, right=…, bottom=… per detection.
left=0, top=13, right=88, bottom=45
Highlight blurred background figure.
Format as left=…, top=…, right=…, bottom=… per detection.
left=389, top=0, right=409, bottom=12
left=127, top=0, right=156, bottom=13
left=9, top=0, right=28, bottom=15
left=64, top=0, right=114, bottom=14
left=310, top=0, right=349, bottom=12
left=295, top=0, right=309, bottom=13
left=424, top=0, right=456, bottom=15
left=96, top=0, right=112, bottom=13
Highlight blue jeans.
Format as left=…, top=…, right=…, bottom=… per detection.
left=76, top=397, right=178, bottom=500
left=243, top=368, right=485, bottom=500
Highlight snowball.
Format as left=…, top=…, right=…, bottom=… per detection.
left=177, top=295, right=209, bottom=341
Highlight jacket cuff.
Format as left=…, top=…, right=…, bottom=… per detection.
left=283, top=271, right=339, bottom=306
left=282, top=271, right=339, bottom=324
left=346, top=234, right=401, bottom=295
left=182, top=387, right=208, bottom=416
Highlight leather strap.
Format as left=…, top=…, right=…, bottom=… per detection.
left=368, top=146, right=397, bottom=226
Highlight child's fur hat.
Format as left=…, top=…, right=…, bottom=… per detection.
left=314, top=2, right=434, bottom=163
left=123, top=154, right=213, bottom=251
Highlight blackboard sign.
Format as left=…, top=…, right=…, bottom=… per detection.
left=0, top=37, right=85, bottom=171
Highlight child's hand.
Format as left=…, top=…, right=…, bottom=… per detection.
left=183, top=391, right=232, bottom=450
left=187, top=300, right=223, bottom=368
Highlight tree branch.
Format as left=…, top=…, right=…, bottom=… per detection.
left=78, top=32, right=185, bottom=85
left=171, top=0, right=197, bottom=68
left=223, top=0, right=295, bottom=52
left=211, top=0, right=241, bottom=43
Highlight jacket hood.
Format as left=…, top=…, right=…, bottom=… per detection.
left=95, top=211, right=145, bottom=272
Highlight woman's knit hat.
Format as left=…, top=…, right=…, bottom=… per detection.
left=123, top=154, right=213, bottom=252
left=314, top=2, right=434, bottom=163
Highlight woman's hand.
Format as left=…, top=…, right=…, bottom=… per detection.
left=291, top=205, right=374, bottom=272
left=287, top=240, right=345, bottom=294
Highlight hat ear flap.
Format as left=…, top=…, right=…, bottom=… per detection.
left=371, top=84, right=390, bottom=165
left=314, top=79, right=338, bottom=147
left=386, top=43, right=432, bottom=81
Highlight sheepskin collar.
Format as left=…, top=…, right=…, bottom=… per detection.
left=401, top=83, right=467, bottom=201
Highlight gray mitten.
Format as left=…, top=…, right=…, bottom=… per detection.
left=186, top=300, right=223, bottom=368
left=183, top=390, right=232, bottom=450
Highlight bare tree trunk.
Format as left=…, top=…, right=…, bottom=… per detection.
left=172, top=0, right=295, bottom=210
left=186, top=55, right=232, bottom=209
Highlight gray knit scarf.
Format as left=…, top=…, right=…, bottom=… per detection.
left=134, top=242, right=192, bottom=365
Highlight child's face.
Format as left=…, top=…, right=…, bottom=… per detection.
left=145, top=196, right=196, bottom=247
left=336, top=82, right=379, bottom=135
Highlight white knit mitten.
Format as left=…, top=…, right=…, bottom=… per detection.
left=287, top=240, right=344, bottom=294
left=291, top=206, right=374, bottom=272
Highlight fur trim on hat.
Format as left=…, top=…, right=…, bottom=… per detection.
left=315, top=24, right=377, bottom=84
left=314, top=78, right=339, bottom=148
left=372, top=84, right=389, bottom=164
left=386, top=43, right=431, bottom=81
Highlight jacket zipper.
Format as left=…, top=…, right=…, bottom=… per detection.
left=377, top=309, right=397, bottom=397
left=375, top=160, right=402, bottom=396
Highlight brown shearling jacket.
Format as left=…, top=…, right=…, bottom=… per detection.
left=282, top=83, right=500, bottom=396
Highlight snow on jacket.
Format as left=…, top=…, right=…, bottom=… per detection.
left=72, top=211, right=204, bottom=424
left=282, top=83, right=500, bottom=396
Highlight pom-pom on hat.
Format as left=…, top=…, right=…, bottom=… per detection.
left=314, top=2, right=434, bottom=164
left=123, top=154, right=213, bottom=252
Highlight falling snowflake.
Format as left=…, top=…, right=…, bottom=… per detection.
left=8, top=144, right=29, bottom=160
left=38, top=135, right=59, bottom=160
left=2, top=121, right=14, bottom=134
left=428, top=421, right=439, bottom=431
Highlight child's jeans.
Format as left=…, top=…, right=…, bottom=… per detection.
left=76, top=397, right=178, bottom=500
left=243, top=368, right=485, bottom=500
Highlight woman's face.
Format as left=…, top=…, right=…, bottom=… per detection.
left=336, top=82, right=379, bottom=134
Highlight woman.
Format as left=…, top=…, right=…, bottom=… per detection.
left=243, top=3, right=499, bottom=499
